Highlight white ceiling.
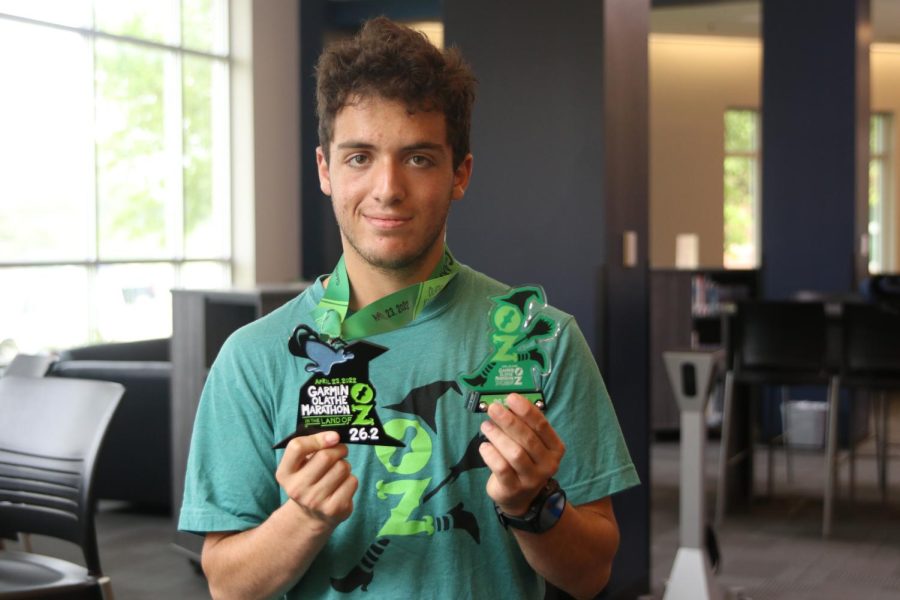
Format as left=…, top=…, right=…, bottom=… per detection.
left=651, top=0, right=900, bottom=44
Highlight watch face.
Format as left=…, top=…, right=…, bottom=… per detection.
left=538, top=491, right=567, bottom=531
left=495, top=480, right=566, bottom=533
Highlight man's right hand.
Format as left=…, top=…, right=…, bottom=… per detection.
left=202, top=431, right=358, bottom=598
left=275, top=430, right=358, bottom=532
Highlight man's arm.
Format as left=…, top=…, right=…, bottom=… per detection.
left=479, top=394, right=621, bottom=599
left=201, top=432, right=357, bottom=600
left=507, top=497, right=620, bottom=598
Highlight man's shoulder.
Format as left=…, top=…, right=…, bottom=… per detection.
left=456, top=264, right=574, bottom=324
left=457, top=263, right=508, bottom=295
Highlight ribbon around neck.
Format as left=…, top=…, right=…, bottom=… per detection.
left=312, top=247, right=459, bottom=341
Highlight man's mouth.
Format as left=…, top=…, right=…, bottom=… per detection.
left=365, top=214, right=411, bottom=229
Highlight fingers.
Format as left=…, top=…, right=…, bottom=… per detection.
left=299, top=458, right=358, bottom=519
left=326, top=470, right=359, bottom=514
left=276, top=431, right=357, bottom=527
left=481, top=394, right=564, bottom=465
left=478, top=394, right=566, bottom=513
left=502, top=394, right=564, bottom=451
left=279, top=430, right=342, bottom=472
left=478, top=436, right=521, bottom=482
left=483, top=402, right=540, bottom=464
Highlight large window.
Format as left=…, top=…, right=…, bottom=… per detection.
left=869, top=112, right=895, bottom=273
left=723, top=108, right=761, bottom=269
left=0, top=2, right=231, bottom=358
left=722, top=109, right=896, bottom=274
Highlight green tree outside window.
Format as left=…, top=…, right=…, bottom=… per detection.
left=723, top=109, right=760, bottom=268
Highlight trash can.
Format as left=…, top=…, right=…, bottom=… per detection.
left=782, top=400, right=828, bottom=449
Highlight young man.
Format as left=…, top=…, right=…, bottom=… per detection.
left=179, top=17, right=638, bottom=600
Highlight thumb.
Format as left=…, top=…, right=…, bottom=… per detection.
left=282, top=430, right=341, bottom=466
left=301, top=430, right=341, bottom=452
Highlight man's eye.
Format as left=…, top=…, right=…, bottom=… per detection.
left=409, top=155, right=433, bottom=167
left=348, top=154, right=368, bottom=166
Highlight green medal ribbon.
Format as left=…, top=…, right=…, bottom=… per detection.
left=313, top=247, right=459, bottom=341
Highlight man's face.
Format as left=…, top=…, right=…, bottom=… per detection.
left=316, top=96, right=472, bottom=274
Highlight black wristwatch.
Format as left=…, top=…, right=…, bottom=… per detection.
left=494, top=479, right=567, bottom=533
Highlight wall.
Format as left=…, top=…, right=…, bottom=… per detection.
left=231, top=0, right=301, bottom=286
left=650, top=35, right=900, bottom=272
left=228, top=11, right=900, bottom=285
left=649, top=34, right=760, bottom=269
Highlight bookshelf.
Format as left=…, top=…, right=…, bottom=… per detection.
left=650, top=269, right=758, bottom=432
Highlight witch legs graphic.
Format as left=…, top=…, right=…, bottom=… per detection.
left=330, top=501, right=481, bottom=592
left=330, top=382, right=487, bottom=593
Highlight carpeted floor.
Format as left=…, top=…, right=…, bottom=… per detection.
left=7, top=503, right=209, bottom=600
left=650, top=426, right=900, bottom=600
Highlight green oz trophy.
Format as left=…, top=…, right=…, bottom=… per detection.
left=459, top=285, right=559, bottom=412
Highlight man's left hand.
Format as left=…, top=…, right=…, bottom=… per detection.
left=478, top=393, right=566, bottom=516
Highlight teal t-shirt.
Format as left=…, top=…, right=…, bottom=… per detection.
left=179, top=264, right=639, bottom=599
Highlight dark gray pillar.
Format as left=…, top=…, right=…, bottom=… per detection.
left=444, top=2, right=650, bottom=597
left=299, top=0, right=341, bottom=279
left=761, top=0, right=870, bottom=299
left=601, top=2, right=651, bottom=597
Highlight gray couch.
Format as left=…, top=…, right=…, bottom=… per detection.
left=49, top=338, right=172, bottom=510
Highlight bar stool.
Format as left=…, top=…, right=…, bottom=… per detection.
left=839, top=302, right=900, bottom=503
left=715, top=300, right=840, bottom=537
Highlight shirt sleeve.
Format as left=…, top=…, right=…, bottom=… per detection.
left=542, top=317, right=640, bottom=506
left=178, top=328, right=283, bottom=534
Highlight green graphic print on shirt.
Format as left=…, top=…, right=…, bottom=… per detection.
left=330, top=379, right=485, bottom=593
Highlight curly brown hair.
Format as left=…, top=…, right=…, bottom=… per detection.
left=315, top=17, right=476, bottom=169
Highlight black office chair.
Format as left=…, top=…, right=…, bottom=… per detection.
left=0, top=375, right=124, bottom=599
left=715, top=300, right=840, bottom=537
left=2, top=353, right=56, bottom=378
left=1, top=353, right=57, bottom=554
left=839, top=302, right=900, bottom=503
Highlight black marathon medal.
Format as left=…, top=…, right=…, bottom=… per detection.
left=274, top=247, right=460, bottom=449
left=273, top=325, right=402, bottom=448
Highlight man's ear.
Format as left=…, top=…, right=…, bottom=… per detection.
left=451, top=153, right=474, bottom=201
left=316, top=146, right=332, bottom=196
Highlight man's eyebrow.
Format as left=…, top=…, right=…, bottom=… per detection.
left=401, top=142, right=446, bottom=152
left=334, top=140, right=447, bottom=153
left=335, top=141, right=375, bottom=150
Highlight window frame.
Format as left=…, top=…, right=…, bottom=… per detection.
left=0, top=5, right=232, bottom=353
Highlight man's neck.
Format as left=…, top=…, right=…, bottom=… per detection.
left=342, top=246, right=445, bottom=310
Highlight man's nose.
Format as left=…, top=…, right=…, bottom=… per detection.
left=372, top=159, right=405, bottom=203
